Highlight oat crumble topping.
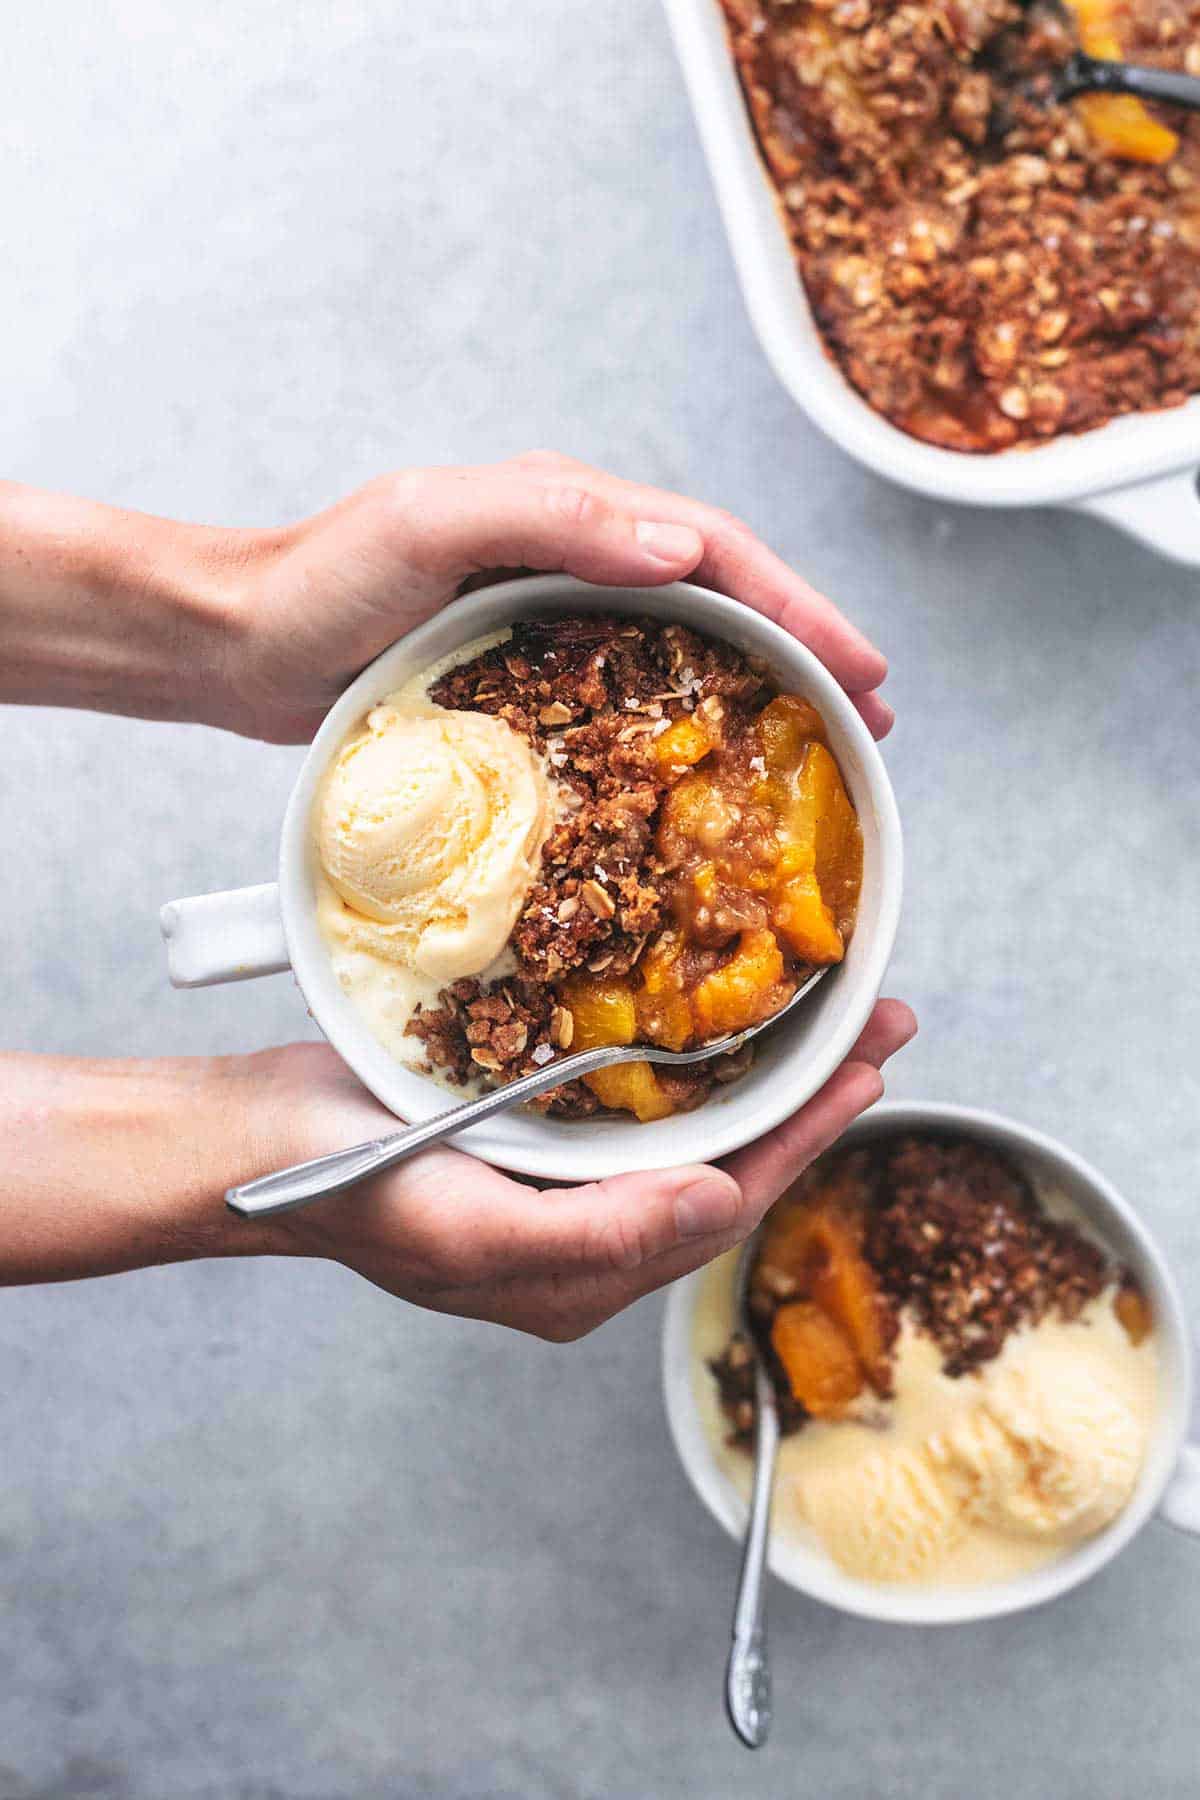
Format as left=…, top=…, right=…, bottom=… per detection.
left=720, top=0, right=1200, bottom=448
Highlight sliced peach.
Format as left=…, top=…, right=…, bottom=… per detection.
left=560, top=973, right=675, bottom=1121
left=1076, top=92, right=1178, bottom=164
left=771, top=1301, right=863, bottom=1416
left=585, top=1061, right=676, bottom=1122
left=756, top=693, right=827, bottom=772
left=757, top=1196, right=890, bottom=1393
left=658, top=770, right=739, bottom=859
left=771, top=741, right=862, bottom=962
left=772, top=872, right=845, bottom=966
left=691, top=928, right=789, bottom=1041
left=561, top=975, right=637, bottom=1050
left=635, top=930, right=695, bottom=1052
left=809, top=1230, right=891, bottom=1395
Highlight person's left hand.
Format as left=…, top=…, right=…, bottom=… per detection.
left=219, top=451, right=892, bottom=744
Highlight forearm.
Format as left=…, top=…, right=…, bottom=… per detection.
left=0, top=482, right=248, bottom=725
left=0, top=1051, right=292, bottom=1284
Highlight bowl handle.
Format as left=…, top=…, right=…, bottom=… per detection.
left=159, top=883, right=289, bottom=988
left=1159, top=1442, right=1200, bottom=1537
left=1074, top=468, right=1200, bottom=567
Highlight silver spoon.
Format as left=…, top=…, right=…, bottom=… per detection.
left=725, top=1234, right=779, bottom=1751
left=224, top=966, right=828, bottom=1219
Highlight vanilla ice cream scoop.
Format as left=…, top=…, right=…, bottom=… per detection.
left=934, top=1359, right=1143, bottom=1543
left=797, top=1445, right=966, bottom=1582
left=316, top=700, right=555, bottom=983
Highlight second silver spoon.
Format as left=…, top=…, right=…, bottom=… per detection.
left=725, top=1233, right=779, bottom=1750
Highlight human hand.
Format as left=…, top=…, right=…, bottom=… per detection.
left=223, top=451, right=892, bottom=744
left=262, top=1000, right=915, bottom=1341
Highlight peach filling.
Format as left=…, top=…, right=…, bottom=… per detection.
left=560, top=695, right=863, bottom=1121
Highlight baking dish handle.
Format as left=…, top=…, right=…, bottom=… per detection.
left=160, top=883, right=289, bottom=987
left=1074, top=468, right=1200, bottom=567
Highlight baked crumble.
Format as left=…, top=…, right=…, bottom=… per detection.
left=719, top=0, right=1200, bottom=449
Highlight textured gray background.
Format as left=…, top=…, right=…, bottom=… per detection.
left=2, top=1, right=1198, bottom=1795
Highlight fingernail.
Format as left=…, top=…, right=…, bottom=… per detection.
left=635, top=520, right=704, bottom=567
left=674, top=1174, right=741, bottom=1240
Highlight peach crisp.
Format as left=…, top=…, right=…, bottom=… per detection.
left=405, top=616, right=863, bottom=1120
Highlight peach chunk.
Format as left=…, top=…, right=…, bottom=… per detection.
left=691, top=928, right=789, bottom=1041
left=808, top=1224, right=891, bottom=1395
left=758, top=1198, right=890, bottom=1394
left=773, top=742, right=862, bottom=965
left=586, top=1062, right=677, bottom=1122
left=756, top=693, right=827, bottom=773
left=654, top=712, right=717, bottom=777
left=563, top=975, right=637, bottom=1050
left=658, top=770, right=740, bottom=858
left=1115, top=1283, right=1153, bottom=1346
left=635, top=930, right=694, bottom=1052
left=560, top=974, right=675, bottom=1122
left=771, top=1301, right=863, bottom=1416
left=1078, top=90, right=1179, bottom=164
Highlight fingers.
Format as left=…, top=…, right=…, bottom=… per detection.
left=380, top=464, right=705, bottom=590
left=852, top=688, right=895, bottom=741
left=722, top=998, right=917, bottom=1220
left=840, top=996, right=918, bottom=1072
left=374, top=454, right=888, bottom=712
left=497, top=454, right=888, bottom=698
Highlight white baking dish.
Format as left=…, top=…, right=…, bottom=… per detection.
left=663, top=0, right=1200, bottom=565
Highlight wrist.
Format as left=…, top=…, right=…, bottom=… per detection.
left=0, top=482, right=264, bottom=730
left=0, top=1049, right=303, bottom=1285
left=197, top=1049, right=318, bottom=1262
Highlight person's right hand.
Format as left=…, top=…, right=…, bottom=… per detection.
left=260, top=1000, right=916, bottom=1341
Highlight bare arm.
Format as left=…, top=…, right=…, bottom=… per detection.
left=0, top=483, right=242, bottom=724
left=0, top=1010, right=914, bottom=1335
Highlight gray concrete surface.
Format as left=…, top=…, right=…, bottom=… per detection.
left=2, top=2, right=1198, bottom=1795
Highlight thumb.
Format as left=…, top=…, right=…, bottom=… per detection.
left=529, top=1162, right=747, bottom=1276
left=381, top=463, right=706, bottom=588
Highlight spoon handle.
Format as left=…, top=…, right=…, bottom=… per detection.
left=1062, top=50, right=1200, bottom=111
left=226, top=967, right=829, bottom=1218
left=725, top=1360, right=780, bottom=1750
left=224, top=1039, right=675, bottom=1218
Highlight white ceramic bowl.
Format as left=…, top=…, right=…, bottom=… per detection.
left=662, top=0, right=1200, bottom=566
left=160, top=574, right=902, bottom=1184
left=662, top=1100, right=1200, bottom=1625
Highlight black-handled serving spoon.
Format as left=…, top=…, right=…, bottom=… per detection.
left=1054, top=48, right=1200, bottom=110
